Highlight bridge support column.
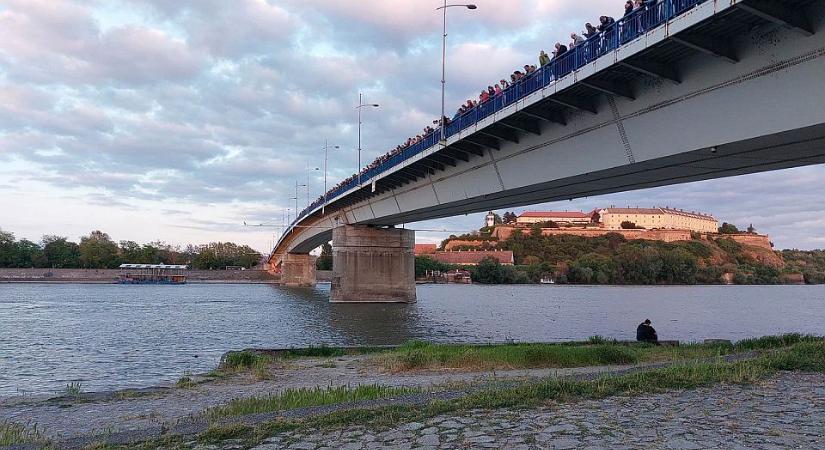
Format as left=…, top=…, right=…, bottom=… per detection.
left=331, top=225, right=416, bottom=303
left=281, top=253, right=317, bottom=287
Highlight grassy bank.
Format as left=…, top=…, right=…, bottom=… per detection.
left=90, top=336, right=825, bottom=449
left=378, top=334, right=822, bottom=372
left=0, top=421, right=45, bottom=447
left=208, top=384, right=419, bottom=418
left=197, top=340, right=825, bottom=446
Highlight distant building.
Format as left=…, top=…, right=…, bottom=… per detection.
left=598, top=207, right=718, bottom=233
left=414, top=243, right=437, bottom=256
left=431, top=250, right=514, bottom=266
left=485, top=211, right=497, bottom=228
left=516, top=211, right=592, bottom=226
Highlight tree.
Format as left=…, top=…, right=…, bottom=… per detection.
left=502, top=212, right=518, bottom=224
left=316, top=243, right=333, bottom=270
left=0, top=228, right=15, bottom=267
left=472, top=256, right=504, bottom=284
left=119, top=240, right=144, bottom=263
left=42, top=235, right=81, bottom=268
left=621, top=221, right=639, bottom=230
left=718, top=222, right=740, bottom=234
left=79, top=230, right=120, bottom=268
left=11, top=239, right=44, bottom=268
left=191, top=242, right=261, bottom=269
left=414, top=256, right=449, bottom=278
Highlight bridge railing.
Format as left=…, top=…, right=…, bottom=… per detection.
left=287, top=0, right=707, bottom=230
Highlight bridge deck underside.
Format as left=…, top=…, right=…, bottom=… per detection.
left=364, top=123, right=825, bottom=226
left=272, top=0, right=825, bottom=260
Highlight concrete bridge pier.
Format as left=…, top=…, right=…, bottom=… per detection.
left=330, top=225, right=416, bottom=303
left=281, top=253, right=317, bottom=287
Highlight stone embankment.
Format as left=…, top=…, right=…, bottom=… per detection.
left=0, top=268, right=278, bottom=284
left=253, top=372, right=824, bottom=450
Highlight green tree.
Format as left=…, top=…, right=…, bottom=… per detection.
left=617, top=245, right=662, bottom=284
left=414, top=256, right=450, bottom=278
left=11, top=239, right=44, bottom=268
left=718, top=222, right=740, bottom=234
left=79, top=230, right=120, bottom=268
left=41, top=235, right=81, bottom=268
left=316, top=243, right=333, bottom=270
left=472, top=256, right=504, bottom=284
left=0, top=228, right=15, bottom=267
left=659, top=248, right=698, bottom=284
left=119, top=240, right=144, bottom=263
left=502, top=212, right=518, bottom=224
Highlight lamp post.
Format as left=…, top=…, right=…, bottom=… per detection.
left=293, top=181, right=306, bottom=221
left=436, top=2, right=477, bottom=145
left=356, top=93, right=379, bottom=186
left=323, top=140, right=340, bottom=214
left=306, top=165, right=320, bottom=206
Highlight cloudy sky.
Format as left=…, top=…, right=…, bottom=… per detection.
left=1, top=0, right=823, bottom=251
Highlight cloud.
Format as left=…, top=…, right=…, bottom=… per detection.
left=0, top=0, right=823, bottom=250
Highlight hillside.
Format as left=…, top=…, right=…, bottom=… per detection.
left=434, top=231, right=819, bottom=285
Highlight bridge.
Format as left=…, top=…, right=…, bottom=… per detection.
left=270, top=0, right=825, bottom=302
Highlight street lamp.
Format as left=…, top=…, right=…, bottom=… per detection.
left=436, top=2, right=477, bottom=145
left=323, top=139, right=340, bottom=214
left=293, top=181, right=307, bottom=220
left=306, top=165, right=320, bottom=206
left=356, top=93, right=380, bottom=186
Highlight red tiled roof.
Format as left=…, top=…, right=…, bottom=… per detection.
left=518, top=211, right=590, bottom=219
left=414, top=244, right=437, bottom=255
left=431, top=251, right=514, bottom=265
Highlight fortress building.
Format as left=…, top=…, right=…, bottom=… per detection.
left=515, top=211, right=593, bottom=226
left=597, top=207, right=718, bottom=233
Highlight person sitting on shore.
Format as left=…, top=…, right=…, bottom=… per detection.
left=636, top=319, right=659, bottom=344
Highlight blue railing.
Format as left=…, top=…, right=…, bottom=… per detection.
left=288, top=0, right=707, bottom=229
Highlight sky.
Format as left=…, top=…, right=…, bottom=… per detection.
left=0, top=0, right=823, bottom=252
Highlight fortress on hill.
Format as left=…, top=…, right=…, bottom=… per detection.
left=500, top=207, right=719, bottom=233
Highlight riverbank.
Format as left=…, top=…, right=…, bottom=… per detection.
left=1, top=335, right=821, bottom=449
left=0, top=268, right=278, bottom=284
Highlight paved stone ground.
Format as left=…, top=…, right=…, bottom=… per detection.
left=247, top=372, right=825, bottom=450
left=0, top=355, right=641, bottom=441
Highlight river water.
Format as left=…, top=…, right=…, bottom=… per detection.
left=1, top=283, right=823, bottom=396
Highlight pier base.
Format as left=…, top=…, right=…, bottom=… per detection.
left=281, top=253, right=317, bottom=287
left=331, top=225, right=416, bottom=303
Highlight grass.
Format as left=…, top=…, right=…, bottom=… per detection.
left=176, top=375, right=196, bottom=389
left=0, top=421, right=46, bottom=446
left=208, top=384, right=419, bottom=418
left=218, top=351, right=274, bottom=381
left=65, top=381, right=83, bottom=397
left=117, top=337, right=825, bottom=448
left=377, top=334, right=824, bottom=372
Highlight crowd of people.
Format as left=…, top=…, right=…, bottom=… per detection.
left=295, top=1, right=670, bottom=223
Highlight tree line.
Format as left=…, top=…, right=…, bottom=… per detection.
left=419, top=230, right=814, bottom=285
left=0, top=228, right=262, bottom=270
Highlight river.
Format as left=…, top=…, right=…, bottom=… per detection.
left=1, top=283, right=823, bottom=396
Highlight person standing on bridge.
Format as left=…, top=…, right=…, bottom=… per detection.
left=539, top=50, right=551, bottom=67
left=636, top=319, right=659, bottom=344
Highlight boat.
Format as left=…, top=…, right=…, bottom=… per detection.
left=118, top=264, right=188, bottom=285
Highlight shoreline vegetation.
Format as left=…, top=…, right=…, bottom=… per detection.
left=2, top=335, right=823, bottom=448
left=0, top=228, right=262, bottom=270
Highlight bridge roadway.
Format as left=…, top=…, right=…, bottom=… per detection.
left=271, top=0, right=825, bottom=302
